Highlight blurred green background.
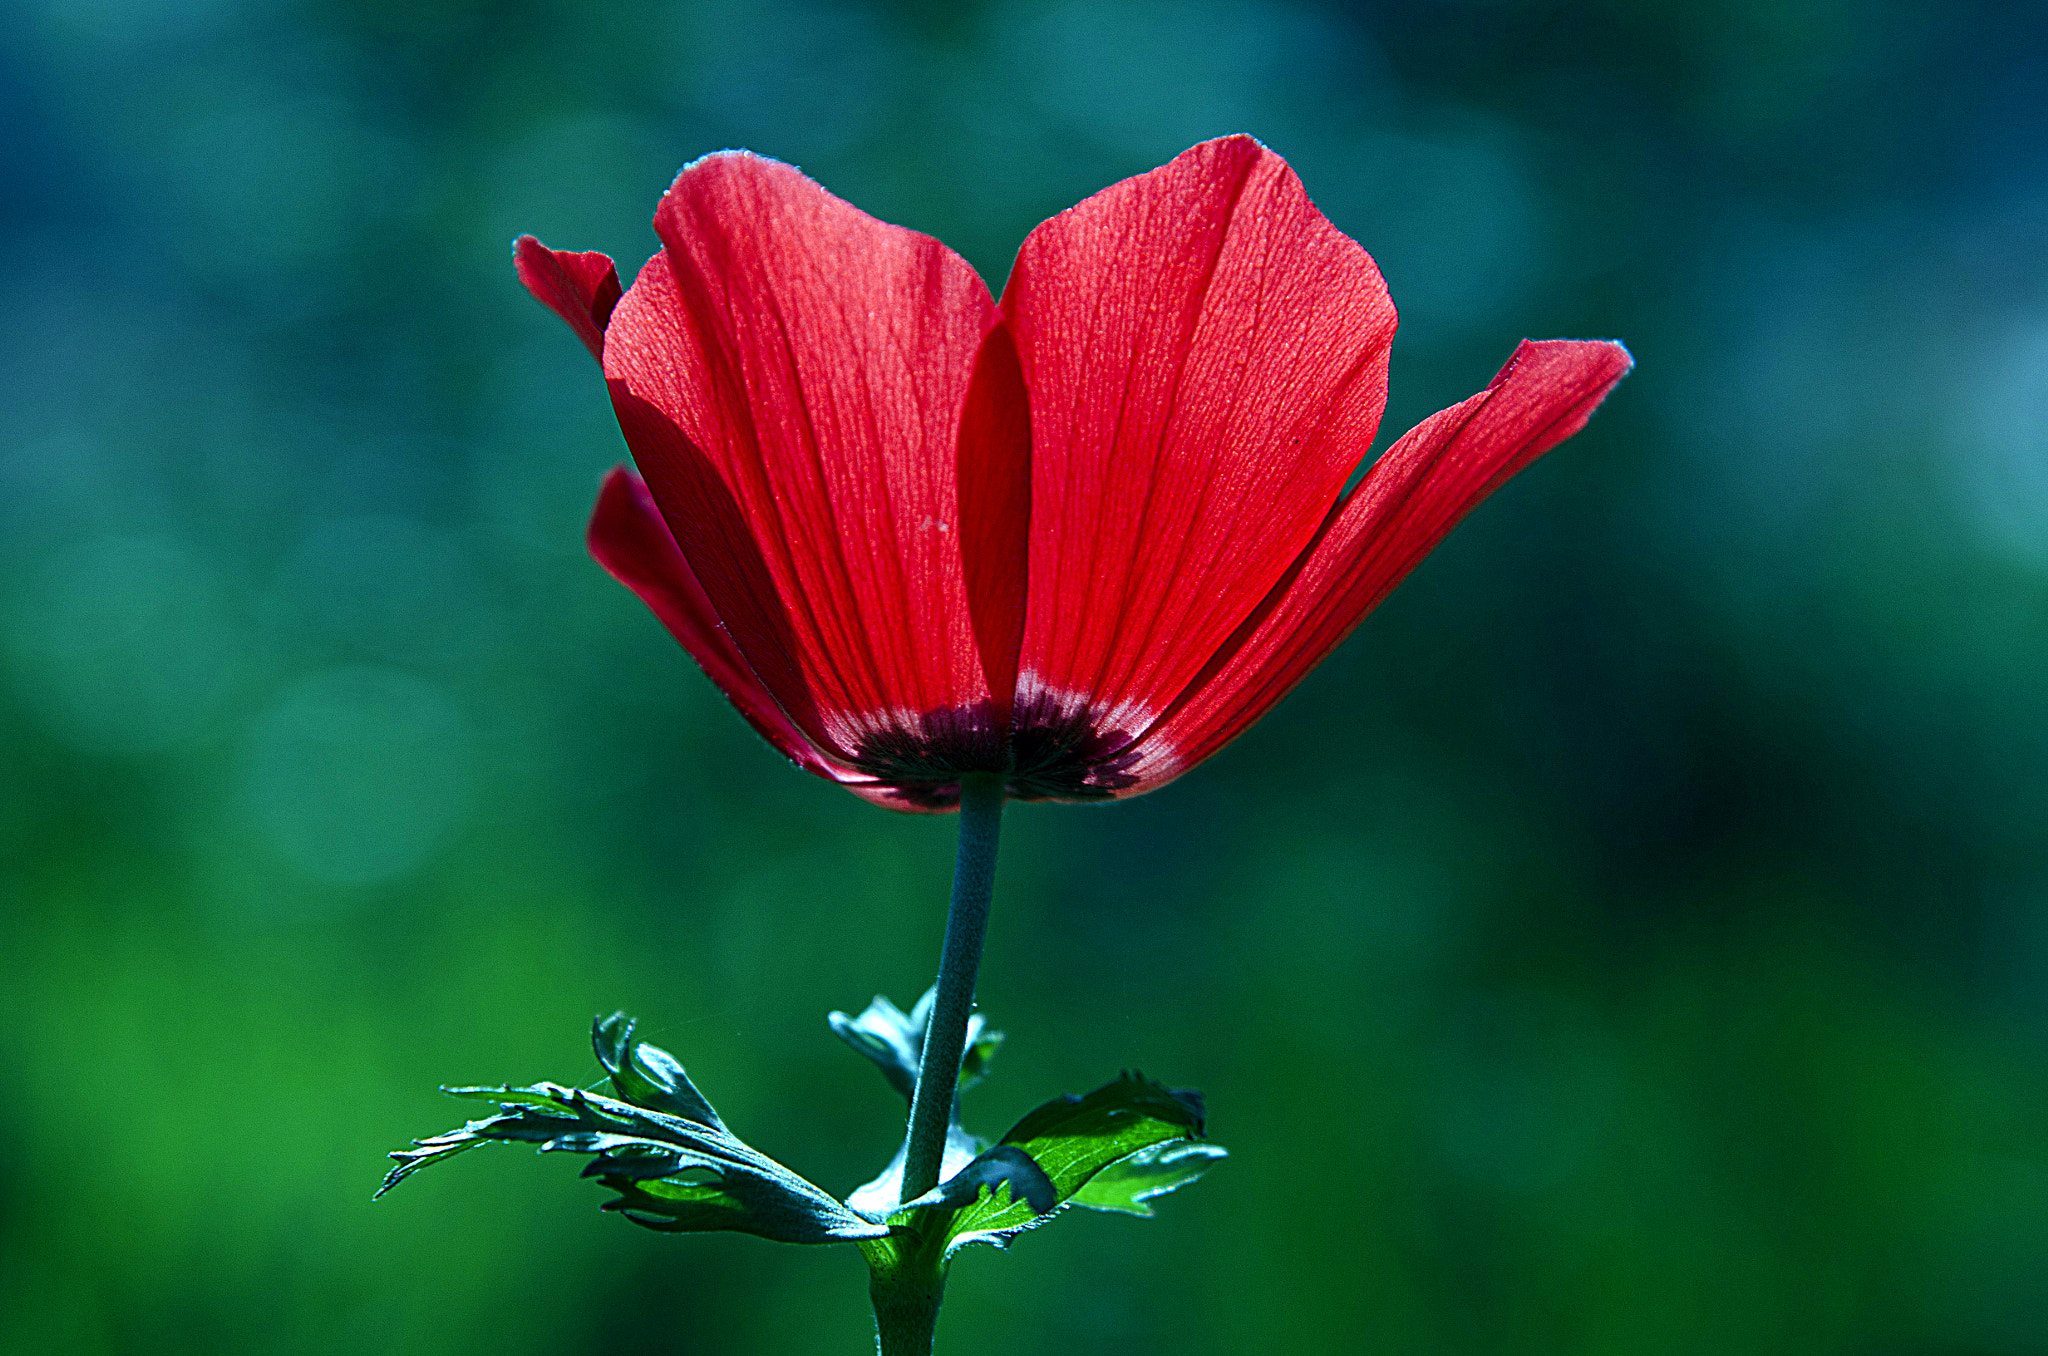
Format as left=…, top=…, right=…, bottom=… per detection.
left=4, top=0, right=2047, bottom=1352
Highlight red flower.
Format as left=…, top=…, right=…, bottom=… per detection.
left=517, top=136, right=1630, bottom=812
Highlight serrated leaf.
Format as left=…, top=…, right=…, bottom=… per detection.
left=827, top=995, right=921, bottom=1101
left=593, top=1013, right=726, bottom=1130
left=957, top=1023, right=1005, bottom=1094
left=599, top=1160, right=877, bottom=1240
left=935, top=1073, right=1212, bottom=1255
left=901, top=1145, right=1055, bottom=1216
left=1071, top=1141, right=1228, bottom=1216
left=829, top=987, right=1007, bottom=1220
left=847, top=1122, right=984, bottom=1222
left=380, top=1031, right=885, bottom=1245
left=577, top=1148, right=683, bottom=1182
left=828, top=987, right=1004, bottom=1102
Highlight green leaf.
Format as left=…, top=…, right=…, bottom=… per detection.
left=1071, top=1141, right=1229, bottom=1216
left=900, top=1145, right=1054, bottom=1215
left=828, top=987, right=1004, bottom=1101
left=379, top=1028, right=885, bottom=1246
left=592, top=1012, right=726, bottom=1130
left=959, top=1018, right=1005, bottom=1092
left=846, top=1122, right=985, bottom=1223
left=827, top=994, right=922, bottom=1101
left=929, top=1072, right=1215, bottom=1255
left=829, top=987, right=1007, bottom=1220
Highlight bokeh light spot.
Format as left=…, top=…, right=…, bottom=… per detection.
left=1954, top=320, right=2048, bottom=567
left=243, top=666, right=473, bottom=885
left=264, top=514, right=499, bottom=671
left=4, top=534, right=247, bottom=754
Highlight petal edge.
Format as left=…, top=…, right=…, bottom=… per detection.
left=956, top=318, right=1032, bottom=740
left=1124, top=338, right=1634, bottom=791
left=516, top=235, right=622, bottom=361
left=605, top=154, right=999, bottom=768
left=1003, top=135, right=1399, bottom=743
left=587, top=464, right=840, bottom=780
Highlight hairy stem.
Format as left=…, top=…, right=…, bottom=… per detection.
left=868, top=773, right=1004, bottom=1356
left=901, top=771, right=1005, bottom=1203
left=868, top=1257, right=944, bottom=1356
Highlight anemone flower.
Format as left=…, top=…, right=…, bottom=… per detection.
left=399, top=136, right=1639, bottom=1355
left=519, top=137, right=1627, bottom=816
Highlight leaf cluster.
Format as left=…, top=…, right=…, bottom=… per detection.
left=381, top=996, right=1225, bottom=1263
left=915, top=1072, right=1225, bottom=1255
left=378, top=1014, right=884, bottom=1244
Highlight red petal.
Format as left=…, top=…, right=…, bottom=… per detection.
left=602, top=153, right=999, bottom=768
left=1001, top=135, right=1397, bottom=745
left=515, top=236, right=622, bottom=361
left=586, top=465, right=838, bottom=779
left=588, top=467, right=931, bottom=805
left=955, top=319, right=1032, bottom=739
left=1125, top=339, right=1634, bottom=790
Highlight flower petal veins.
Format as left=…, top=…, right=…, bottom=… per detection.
left=954, top=319, right=1033, bottom=745
left=1000, top=136, right=1398, bottom=780
left=587, top=465, right=834, bottom=779
left=530, top=138, right=1631, bottom=811
left=1123, top=338, right=1634, bottom=791
left=601, top=152, right=1001, bottom=782
left=587, top=465, right=944, bottom=810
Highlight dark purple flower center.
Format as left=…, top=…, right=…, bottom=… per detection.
left=848, top=693, right=1145, bottom=810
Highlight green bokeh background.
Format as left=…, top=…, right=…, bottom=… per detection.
left=4, top=0, right=2047, bottom=1351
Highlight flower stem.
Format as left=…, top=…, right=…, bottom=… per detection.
left=867, top=772, right=1004, bottom=1356
left=902, top=771, right=1005, bottom=1202
left=867, top=1250, right=944, bottom=1356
